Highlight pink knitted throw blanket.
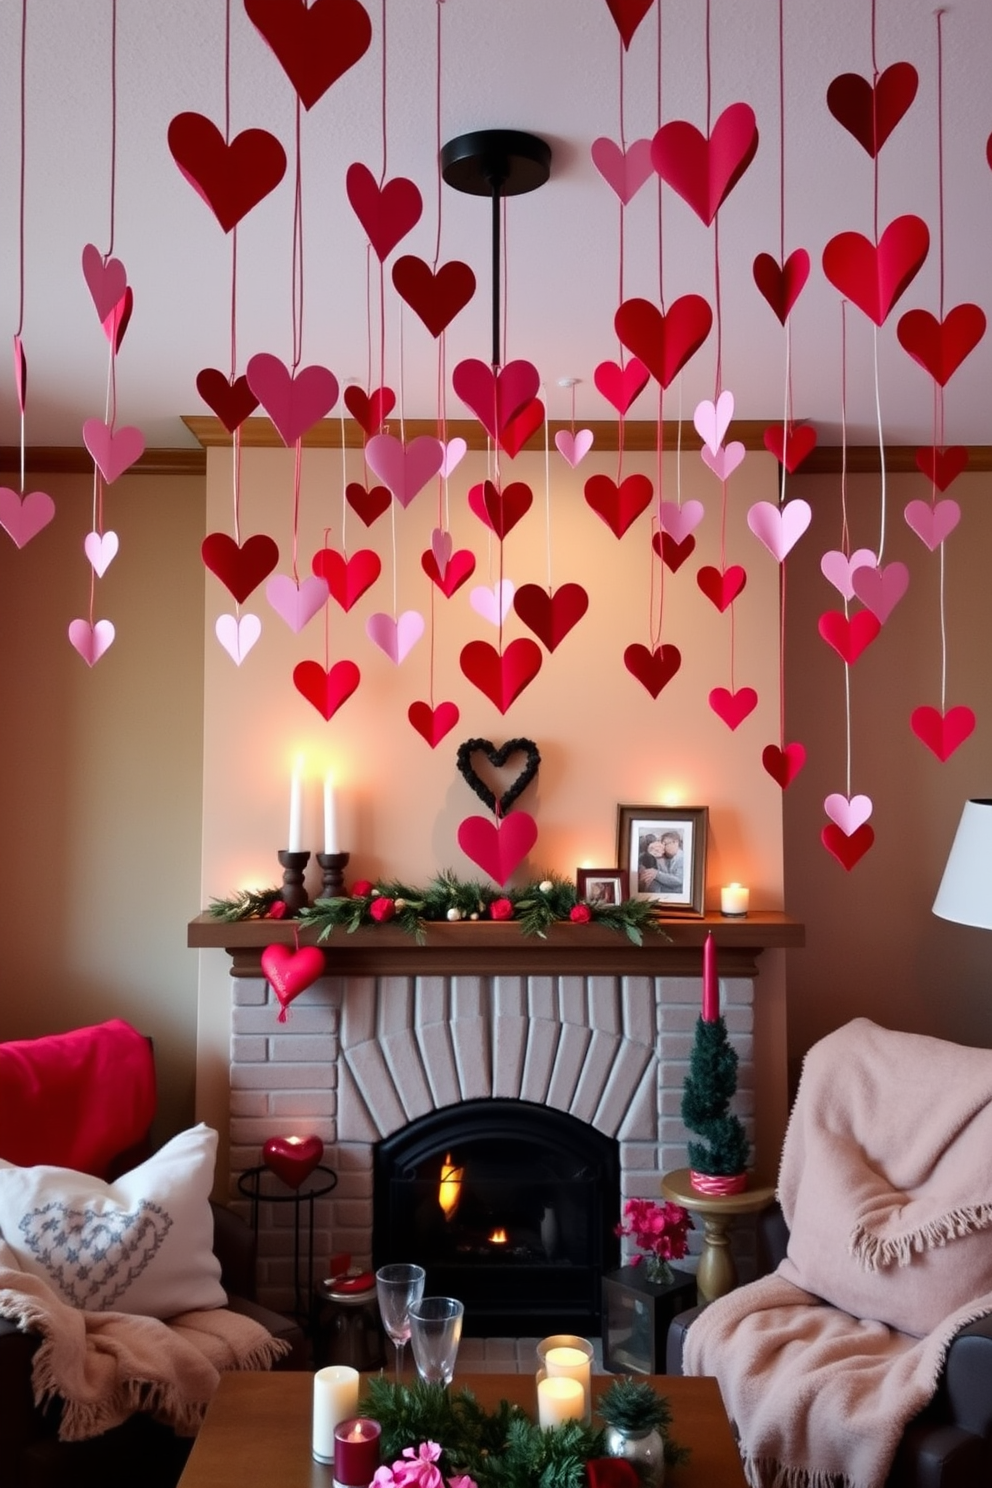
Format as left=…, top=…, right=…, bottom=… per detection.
left=684, top=1018, right=992, bottom=1488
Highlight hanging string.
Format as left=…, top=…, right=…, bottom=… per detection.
left=290, top=102, right=305, bottom=371
left=322, top=524, right=333, bottom=669
left=339, top=406, right=348, bottom=549
left=840, top=301, right=850, bottom=557
left=15, top=0, right=27, bottom=338
left=872, top=325, right=886, bottom=562
left=936, top=9, right=946, bottom=321
left=656, top=0, right=666, bottom=315
left=105, top=0, right=118, bottom=259
left=870, top=0, right=879, bottom=243
left=542, top=388, right=553, bottom=593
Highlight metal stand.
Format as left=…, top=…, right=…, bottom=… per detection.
left=237, top=1163, right=338, bottom=1328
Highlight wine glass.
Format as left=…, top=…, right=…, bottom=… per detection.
left=408, top=1296, right=464, bottom=1386
left=375, top=1263, right=425, bottom=1381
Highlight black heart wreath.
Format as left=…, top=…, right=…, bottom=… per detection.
left=456, top=737, right=541, bottom=816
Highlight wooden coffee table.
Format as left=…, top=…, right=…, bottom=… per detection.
left=178, top=1371, right=745, bottom=1487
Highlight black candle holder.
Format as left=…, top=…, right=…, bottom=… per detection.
left=278, top=850, right=311, bottom=914
left=316, top=851, right=350, bottom=900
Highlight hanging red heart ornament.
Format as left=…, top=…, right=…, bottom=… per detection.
left=826, top=63, right=919, bottom=158
left=247, top=355, right=339, bottom=444
left=513, top=584, right=589, bottom=652
left=460, top=639, right=543, bottom=713
left=499, top=398, right=545, bottom=457
left=260, top=945, right=325, bottom=1023
left=593, top=357, right=650, bottom=414
left=343, top=385, right=396, bottom=436
left=913, top=446, right=968, bottom=491
left=311, top=547, right=382, bottom=611
left=346, top=164, right=423, bottom=262
left=421, top=547, right=476, bottom=597
left=651, top=104, right=759, bottom=226
left=392, top=256, right=476, bottom=337
left=262, top=1134, right=324, bottom=1188
left=202, top=532, right=279, bottom=603
left=709, top=687, right=758, bottom=731
left=763, top=423, right=817, bottom=473
left=910, top=705, right=976, bottom=762
left=821, top=823, right=875, bottom=871
left=346, top=482, right=392, bottom=526
left=817, top=610, right=882, bottom=664
left=293, top=659, right=361, bottom=720
left=614, top=296, right=713, bottom=389
left=752, top=249, right=810, bottom=325
left=103, top=286, right=133, bottom=353
left=168, top=114, right=287, bottom=232
left=896, top=305, right=987, bottom=387
left=584, top=473, right=653, bottom=538
left=697, top=565, right=747, bottom=612
left=196, top=369, right=260, bottom=433
left=457, top=813, right=539, bottom=886
left=822, top=216, right=929, bottom=326
left=408, top=701, right=460, bottom=748
left=468, top=480, right=533, bottom=539
left=762, top=742, right=807, bottom=788
left=452, top=359, right=541, bottom=441
left=603, top=0, right=654, bottom=50
left=624, top=643, right=682, bottom=698
left=244, top=0, right=372, bottom=110
left=653, top=530, right=696, bottom=572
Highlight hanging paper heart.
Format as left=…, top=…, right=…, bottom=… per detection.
left=457, top=812, right=539, bottom=886
left=693, top=391, right=735, bottom=456
left=68, top=618, right=115, bottom=667
left=499, top=397, right=545, bottom=458
left=346, top=163, right=423, bottom=261
left=246, top=354, right=339, bottom=445
left=167, top=114, right=287, bottom=231
left=701, top=442, right=745, bottom=480
left=603, top=0, right=654, bottom=49
left=651, top=103, right=759, bottom=225
left=752, top=249, right=810, bottom=325
left=103, top=287, right=133, bottom=353
left=614, top=296, right=712, bottom=389
left=13, top=334, right=26, bottom=415
left=460, top=638, right=543, bottom=713
left=84, top=529, right=119, bottom=576
left=452, top=359, right=541, bottom=441
left=763, top=423, right=817, bottom=473
left=851, top=561, right=909, bottom=624
left=467, top=480, right=533, bottom=539
left=441, top=438, right=468, bottom=478
left=822, top=822, right=875, bottom=870
left=826, top=63, right=919, bottom=158
left=0, top=488, right=55, bottom=548
left=910, top=705, right=976, bottom=762
left=82, top=419, right=145, bottom=484
left=215, top=612, right=262, bottom=665
left=513, top=583, right=589, bottom=652
left=431, top=528, right=452, bottom=575
left=697, top=565, right=747, bottom=612
left=345, top=481, right=392, bottom=526
left=201, top=532, right=279, bottom=603
left=292, top=659, right=361, bottom=720
left=824, top=792, right=873, bottom=835
left=914, top=446, right=968, bottom=491
left=659, top=500, right=704, bottom=543
left=421, top=546, right=476, bottom=597
left=365, top=433, right=444, bottom=507
left=81, top=243, right=127, bottom=323
left=822, top=216, right=930, bottom=326
left=583, top=472, right=653, bottom=538
left=896, top=304, right=987, bottom=387
left=818, top=609, right=882, bottom=663
left=196, top=369, right=260, bottom=433
left=591, top=137, right=654, bottom=204
left=471, top=580, right=515, bottom=627
left=709, top=687, right=758, bottom=730
left=555, top=429, right=594, bottom=467
left=593, top=357, right=650, bottom=414
left=311, top=547, right=381, bottom=610
left=343, top=384, right=396, bottom=436
left=903, top=499, right=961, bottom=550
left=456, top=737, right=541, bottom=816
left=654, top=531, right=696, bottom=572
left=262, top=1134, right=324, bottom=1188
left=244, top=0, right=372, bottom=110
left=266, top=573, right=330, bottom=632
left=819, top=548, right=877, bottom=601
left=762, top=742, right=806, bottom=788
left=366, top=610, right=425, bottom=665
left=408, top=700, right=460, bottom=748
left=260, top=944, right=325, bottom=1022
left=624, top=643, right=682, bottom=698
left=392, top=256, right=476, bottom=337
left=747, top=499, right=812, bottom=561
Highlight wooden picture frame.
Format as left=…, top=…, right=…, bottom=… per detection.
left=576, top=868, right=628, bottom=907
left=617, top=805, right=708, bottom=916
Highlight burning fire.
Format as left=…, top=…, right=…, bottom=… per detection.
left=438, top=1153, right=463, bottom=1221
left=488, top=1227, right=508, bottom=1245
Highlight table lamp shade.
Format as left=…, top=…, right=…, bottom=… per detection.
left=933, top=800, right=992, bottom=930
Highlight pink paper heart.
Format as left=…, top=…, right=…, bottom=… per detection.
left=746, top=499, right=812, bottom=561
left=0, top=487, right=55, bottom=548
left=591, top=136, right=654, bottom=204
left=83, top=530, right=119, bottom=576
left=68, top=618, right=115, bottom=666
left=82, top=419, right=145, bottom=484
left=903, top=499, right=961, bottom=550
left=554, top=429, right=594, bottom=468
left=452, top=359, right=541, bottom=441
left=456, top=812, right=539, bottom=886
left=13, top=334, right=26, bottom=416
left=824, top=792, right=873, bottom=834
left=431, top=527, right=453, bottom=576
left=700, top=441, right=745, bottom=480
left=246, top=354, right=339, bottom=445
left=910, top=705, right=976, bottom=762
left=215, top=612, right=262, bottom=664
left=441, top=437, right=467, bottom=478
left=81, top=243, right=127, bottom=324
left=470, top=580, right=515, bottom=627
left=265, top=573, right=329, bottom=632
left=709, top=686, right=758, bottom=730
left=819, top=548, right=877, bottom=600
left=693, top=390, right=735, bottom=455
left=366, top=609, right=425, bottom=664
left=659, top=500, right=705, bottom=543
left=365, top=433, right=444, bottom=508
left=851, top=560, right=909, bottom=623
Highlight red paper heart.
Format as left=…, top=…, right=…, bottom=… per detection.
left=615, top=296, right=713, bottom=390
left=651, top=103, right=759, bottom=225
left=201, top=532, right=278, bottom=603
left=821, top=822, right=875, bottom=870
left=817, top=610, right=882, bottom=664
left=910, top=705, right=976, bottom=762
left=752, top=249, right=810, bottom=325
left=421, top=546, right=476, bottom=597
left=13, top=334, right=26, bottom=415
left=293, top=659, right=361, bottom=720
left=762, top=742, right=807, bottom=788
left=826, top=63, right=919, bottom=158
left=460, top=638, right=543, bottom=713
left=104, top=287, right=133, bottom=353
left=709, top=686, right=758, bottom=730
left=343, top=384, right=396, bottom=437
left=500, top=397, right=545, bottom=457
left=244, top=0, right=372, bottom=109
left=346, top=482, right=392, bottom=526
left=914, top=446, right=968, bottom=491
left=260, top=945, right=325, bottom=1022
left=593, top=357, right=650, bottom=414
left=168, top=113, right=287, bottom=232
left=452, top=359, right=541, bottom=441
left=697, top=564, right=747, bottom=612
left=822, top=215, right=929, bottom=326
left=896, top=305, right=987, bottom=387
left=262, top=1133, right=324, bottom=1187
left=513, top=583, right=589, bottom=651
left=653, top=530, right=696, bottom=572
left=408, top=700, right=460, bottom=748
left=311, top=547, right=381, bottom=611
left=457, top=812, right=539, bottom=886
left=468, top=480, right=533, bottom=539
left=624, top=643, right=682, bottom=698
left=604, top=0, right=654, bottom=49
left=584, top=473, right=653, bottom=538
left=392, top=256, right=476, bottom=337
left=196, top=369, right=260, bottom=433
left=346, top=163, right=423, bottom=262
left=762, top=423, right=817, bottom=473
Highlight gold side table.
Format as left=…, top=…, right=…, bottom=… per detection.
left=661, top=1168, right=777, bottom=1303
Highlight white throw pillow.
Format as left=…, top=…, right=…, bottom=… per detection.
left=0, top=1123, right=226, bottom=1318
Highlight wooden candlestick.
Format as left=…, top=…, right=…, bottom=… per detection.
left=278, top=850, right=310, bottom=914
left=316, top=851, right=349, bottom=900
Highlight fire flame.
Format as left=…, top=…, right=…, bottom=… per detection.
left=438, top=1153, right=463, bottom=1221
left=488, top=1227, right=508, bottom=1245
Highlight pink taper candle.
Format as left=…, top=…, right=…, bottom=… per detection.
left=702, top=931, right=719, bottom=1022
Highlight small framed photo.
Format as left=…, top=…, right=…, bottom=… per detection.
left=576, top=868, right=628, bottom=907
left=617, top=805, right=708, bottom=916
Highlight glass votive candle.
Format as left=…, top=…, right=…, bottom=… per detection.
left=720, top=883, right=749, bottom=917
left=312, top=1365, right=360, bottom=1464
left=537, top=1374, right=586, bottom=1429
left=333, top=1417, right=381, bottom=1488
left=537, top=1334, right=593, bottom=1422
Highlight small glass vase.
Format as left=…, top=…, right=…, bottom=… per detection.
left=604, top=1425, right=666, bottom=1487
left=642, top=1254, right=675, bottom=1286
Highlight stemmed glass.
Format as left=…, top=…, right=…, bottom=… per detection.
left=408, top=1296, right=464, bottom=1385
left=375, top=1263, right=425, bottom=1382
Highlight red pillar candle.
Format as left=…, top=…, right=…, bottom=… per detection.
left=333, top=1418, right=381, bottom=1488
left=702, top=931, right=719, bottom=1022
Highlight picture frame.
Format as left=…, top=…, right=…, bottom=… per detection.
left=576, top=868, right=628, bottom=907
left=617, top=805, right=708, bottom=916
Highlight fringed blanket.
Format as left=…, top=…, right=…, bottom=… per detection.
left=683, top=1018, right=992, bottom=1488
left=0, top=1264, right=289, bottom=1441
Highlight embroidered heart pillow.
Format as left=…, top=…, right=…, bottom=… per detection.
left=0, top=1124, right=225, bottom=1317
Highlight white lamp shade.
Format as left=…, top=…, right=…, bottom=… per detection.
left=933, top=800, right=992, bottom=930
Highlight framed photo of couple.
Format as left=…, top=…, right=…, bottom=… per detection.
left=617, top=804, right=708, bottom=916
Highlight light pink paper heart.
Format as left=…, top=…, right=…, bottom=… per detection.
left=457, top=811, right=539, bottom=886
left=746, top=499, right=812, bottom=561
left=693, top=390, right=734, bottom=455
left=83, top=529, right=119, bottom=576
left=470, top=580, right=515, bottom=626
left=366, top=609, right=425, bottom=664
left=0, top=487, right=55, bottom=548
left=68, top=618, right=115, bottom=666
left=851, top=560, right=909, bottom=623
left=82, top=419, right=145, bottom=484
left=590, top=136, right=654, bottom=204
left=81, top=243, right=127, bottom=324
left=246, top=353, right=339, bottom=445
left=265, top=573, right=329, bottom=632
left=431, top=527, right=453, bottom=577
left=365, top=433, right=444, bottom=508
left=215, top=612, right=262, bottom=664
left=659, top=499, right=705, bottom=543
left=701, top=441, right=745, bottom=480
left=824, top=792, right=873, bottom=834
left=904, top=498, right=961, bottom=550
left=555, top=429, right=594, bottom=468
left=820, top=547, right=877, bottom=600
left=441, top=437, right=467, bottom=478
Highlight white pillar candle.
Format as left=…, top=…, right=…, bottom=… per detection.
left=324, top=774, right=339, bottom=854
left=312, top=1364, right=360, bottom=1464
left=544, top=1343, right=592, bottom=1418
left=721, top=882, right=749, bottom=916
left=289, top=760, right=304, bottom=852
left=537, top=1375, right=586, bottom=1428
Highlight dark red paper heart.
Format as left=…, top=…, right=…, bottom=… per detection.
left=168, top=113, right=287, bottom=233
left=408, top=700, right=460, bottom=748
left=584, top=473, right=653, bottom=538
left=201, top=531, right=279, bottom=603
left=604, top=0, right=654, bottom=49
left=822, top=215, right=929, bottom=327
left=292, top=659, right=361, bottom=720
left=817, top=610, right=881, bottom=664
left=244, top=0, right=372, bottom=110
left=468, top=480, right=533, bottom=539
left=752, top=249, right=810, bottom=325
left=499, top=397, right=545, bottom=458
left=513, top=583, right=589, bottom=652
left=392, top=256, right=476, bottom=337
left=262, top=1133, right=324, bottom=1188
left=624, top=643, right=682, bottom=698
left=762, top=423, right=818, bottom=473
left=196, top=369, right=260, bottom=433
left=615, top=296, right=713, bottom=390
left=709, top=686, right=758, bottom=730
left=762, top=742, right=807, bottom=788
left=821, top=822, right=875, bottom=871
left=914, top=446, right=968, bottom=491
left=421, top=547, right=476, bottom=597
left=346, top=163, right=422, bottom=262
left=896, top=305, right=987, bottom=387
left=697, top=564, right=747, bottom=612
left=826, top=63, right=919, bottom=158
left=459, top=638, right=543, bottom=714
left=593, top=357, right=650, bottom=414
left=311, top=547, right=381, bottom=611
left=259, top=946, right=325, bottom=1021
left=343, top=384, right=396, bottom=436
left=910, top=705, right=975, bottom=762
left=651, top=103, right=759, bottom=225
left=653, top=530, right=697, bottom=572
left=345, top=482, right=392, bottom=526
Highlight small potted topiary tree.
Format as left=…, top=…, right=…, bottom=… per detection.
left=681, top=932, right=749, bottom=1194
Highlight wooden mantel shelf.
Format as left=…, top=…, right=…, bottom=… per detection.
left=188, top=911, right=803, bottom=978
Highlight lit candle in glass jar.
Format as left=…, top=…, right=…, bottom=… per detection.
left=333, top=1417, right=381, bottom=1487
left=720, top=883, right=749, bottom=916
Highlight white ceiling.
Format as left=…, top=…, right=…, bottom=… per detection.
left=1, top=0, right=991, bottom=451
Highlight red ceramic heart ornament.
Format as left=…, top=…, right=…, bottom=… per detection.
left=260, top=944, right=325, bottom=1022
left=262, top=1134, right=325, bottom=1188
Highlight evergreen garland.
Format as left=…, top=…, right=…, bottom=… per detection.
left=681, top=1016, right=750, bottom=1176
left=207, top=885, right=283, bottom=921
